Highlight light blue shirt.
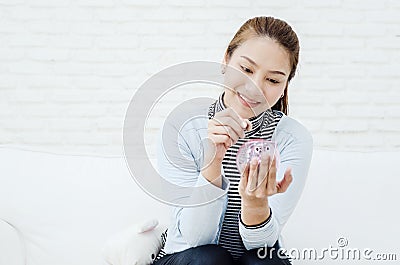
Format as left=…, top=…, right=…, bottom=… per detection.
left=156, top=98, right=313, bottom=254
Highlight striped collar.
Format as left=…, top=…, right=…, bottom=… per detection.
left=214, top=92, right=276, bottom=136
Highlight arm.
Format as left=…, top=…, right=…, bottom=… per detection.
left=239, top=117, right=314, bottom=249
left=156, top=119, right=229, bottom=249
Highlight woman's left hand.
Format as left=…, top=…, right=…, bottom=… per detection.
left=238, top=153, right=293, bottom=206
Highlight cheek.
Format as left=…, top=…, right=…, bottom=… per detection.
left=260, top=85, right=285, bottom=104
left=223, top=68, right=247, bottom=91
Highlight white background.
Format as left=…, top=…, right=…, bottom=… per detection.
left=0, top=0, right=399, bottom=157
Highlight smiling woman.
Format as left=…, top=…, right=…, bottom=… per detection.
left=154, top=16, right=313, bottom=265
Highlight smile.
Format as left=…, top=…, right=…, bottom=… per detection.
left=237, top=92, right=260, bottom=108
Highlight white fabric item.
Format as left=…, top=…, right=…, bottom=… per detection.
left=0, top=219, right=24, bottom=265
left=0, top=146, right=170, bottom=265
left=282, top=149, right=400, bottom=264
left=1, top=146, right=399, bottom=265
left=102, top=219, right=167, bottom=265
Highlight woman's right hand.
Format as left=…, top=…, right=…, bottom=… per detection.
left=205, top=108, right=250, bottom=163
left=201, top=108, right=250, bottom=186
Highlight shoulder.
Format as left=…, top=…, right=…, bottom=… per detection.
left=162, top=98, right=212, bottom=133
left=274, top=112, right=313, bottom=144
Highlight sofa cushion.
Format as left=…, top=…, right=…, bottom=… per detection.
left=282, top=149, right=400, bottom=264
left=0, top=219, right=24, bottom=265
left=0, top=146, right=170, bottom=265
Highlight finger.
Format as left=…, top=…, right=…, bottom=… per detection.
left=212, top=115, right=245, bottom=139
left=209, top=134, right=230, bottom=150
left=277, top=168, right=293, bottom=193
left=239, top=162, right=250, bottom=194
left=209, top=134, right=230, bottom=145
left=247, top=157, right=259, bottom=192
left=257, top=152, right=269, bottom=189
left=266, top=155, right=277, bottom=194
left=223, top=116, right=245, bottom=139
left=244, top=119, right=252, bottom=132
left=226, top=108, right=248, bottom=130
left=211, top=125, right=239, bottom=144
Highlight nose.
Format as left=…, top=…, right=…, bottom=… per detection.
left=244, top=74, right=264, bottom=100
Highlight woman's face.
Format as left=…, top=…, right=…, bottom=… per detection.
left=222, top=36, right=291, bottom=119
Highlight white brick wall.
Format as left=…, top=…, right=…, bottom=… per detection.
left=0, top=0, right=399, bottom=156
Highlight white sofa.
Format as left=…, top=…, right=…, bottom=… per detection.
left=1, top=146, right=399, bottom=265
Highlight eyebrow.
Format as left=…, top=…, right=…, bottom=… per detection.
left=240, top=55, right=287, bottom=76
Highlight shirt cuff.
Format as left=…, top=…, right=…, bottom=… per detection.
left=239, top=208, right=272, bottom=229
left=196, top=171, right=230, bottom=191
left=238, top=208, right=279, bottom=249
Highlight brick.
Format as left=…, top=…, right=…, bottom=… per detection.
left=71, top=49, right=115, bottom=63
left=324, top=65, right=366, bottom=77
left=47, top=35, right=93, bottom=48
left=8, top=62, right=54, bottom=74
left=365, top=64, right=399, bottom=78
left=70, top=22, right=115, bottom=35
left=317, top=9, right=364, bottom=23
left=7, top=34, right=47, bottom=47
left=121, top=0, right=161, bottom=6
left=322, top=37, right=364, bottom=49
left=343, top=24, right=386, bottom=37
left=93, top=8, right=141, bottom=22
left=0, top=21, right=26, bottom=33
left=342, top=0, right=386, bottom=10
left=95, top=36, right=140, bottom=49
left=28, top=21, right=70, bottom=34
left=301, top=0, right=341, bottom=7
left=28, top=48, right=70, bottom=61
left=53, top=7, right=93, bottom=21
left=52, top=63, right=93, bottom=75
left=313, top=132, right=340, bottom=147
left=336, top=105, right=386, bottom=119
left=300, top=37, right=322, bottom=49
left=384, top=133, right=400, bottom=147
left=296, top=22, right=343, bottom=37
left=0, top=0, right=25, bottom=5
left=0, top=48, right=24, bottom=60
left=323, top=118, right=369, bottom=132
left=341, top=132, right=385, bottom=148
left=8, top=6, right=56, bottom=20
left=291, top=104, right=336, bottom=118
left=301, top=50, right=346, bottom=64
left=78, top=0, right=115, bottom=7
left=27, top=0, right=70, bottom=7
left=370, top=118, right=400, bottom=131
left=384, top=106, right=400, bottom=118
left=165, top=0, right=206, bottom=6
left=3, top=118, right=47, bottom=130
left=158, top=22, right=206, bottom=36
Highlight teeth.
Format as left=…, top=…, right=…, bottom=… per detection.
left=240, top=93, right=258, bottom=104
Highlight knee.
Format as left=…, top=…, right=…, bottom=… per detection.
left=190, top=244, right=234, bottom=265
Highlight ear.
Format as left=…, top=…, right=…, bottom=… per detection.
left=222, top=51, right=230, bottom=65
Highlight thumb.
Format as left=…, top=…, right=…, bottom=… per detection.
left=277, top=168, right=293, bottom=193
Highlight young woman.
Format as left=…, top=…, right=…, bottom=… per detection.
left=154, top=16, right=313, bottom=265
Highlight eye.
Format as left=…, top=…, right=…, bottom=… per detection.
left=240, top=65, right=253, bottom=74
left=267, top=78, right=279, bottom=84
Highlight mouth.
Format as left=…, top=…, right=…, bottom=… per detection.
left=237, top=92, right=260, bottom=108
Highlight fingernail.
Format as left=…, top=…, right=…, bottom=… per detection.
left=242, top=120, right=247, bottom=128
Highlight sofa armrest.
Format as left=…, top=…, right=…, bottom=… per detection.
left=102, top=219, right=167, bottom=265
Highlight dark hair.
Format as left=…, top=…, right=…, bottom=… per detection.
left=225, top=16, right=300, bottom=115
